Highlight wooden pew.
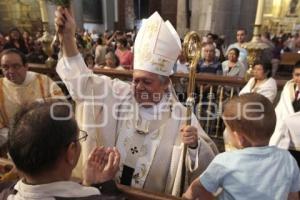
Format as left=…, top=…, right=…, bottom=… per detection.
left=280, top=52, right=300, bottom=66
left=28, top=64, right=287, bottom=89
left=117, top=184, right=182, bottom=200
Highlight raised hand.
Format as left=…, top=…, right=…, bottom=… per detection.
left=83, top=147, right=120, bottom=186
left=54, top=6, right=75, bottom=41
left=54, top=6, right=78, bottom=57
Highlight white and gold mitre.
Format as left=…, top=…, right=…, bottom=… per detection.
left=134, top=12, right=182, bottom=76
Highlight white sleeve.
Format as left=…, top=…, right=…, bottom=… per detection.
left=56, top=54, right=93, bottom=101
left=56, top=54, right=132, bottom=103
left=56, top=54, right=90, bottom=81
left=258, top=79, right=277, bottom=103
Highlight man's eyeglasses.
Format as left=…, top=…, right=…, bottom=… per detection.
left=1, top=63, right=23, bottom=71
left=74, top=130, right=88, bottom=143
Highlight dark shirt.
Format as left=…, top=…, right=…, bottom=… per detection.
left=272, top=46, right=282, bottom=60
left=197, top=59, right=222, bottom=74
left=27, top=51, right=48, bottom=64
left=3, top=41, right=28, bottom=55
left=293, top=98, right=300, bottom=112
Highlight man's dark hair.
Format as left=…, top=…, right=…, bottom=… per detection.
left=117, top=38, right=128, bottom=47
left=237, top=28, right=247, bottom=35
left=253, top=60, right=272, bottom=78
left=8, top=100, right=78, bottom=176
left=97, top=37, right=103, bottom=45
left=294, top=60, right=300, bottom=71
left=0, top=48, right=27, bottom=65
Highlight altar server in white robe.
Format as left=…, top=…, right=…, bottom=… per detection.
left=239, top=61, right=277, bottom=103
left=54, top=7, right=218, bottom=196
left=0, top=48, right=64, bottom=148
left=270, top=62, right=300, bottom=167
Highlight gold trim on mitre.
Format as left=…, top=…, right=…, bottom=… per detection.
left=152, top=58, right=170, bottom=73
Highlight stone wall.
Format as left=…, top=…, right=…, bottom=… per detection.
left=0, top=0, right=42, bottom=34
left=125, top=0, right=135, bottom=30
left=161, top=0, right=178, bottom=28
left=177, top=0, right=258, bottom=45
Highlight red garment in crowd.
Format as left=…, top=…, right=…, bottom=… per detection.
left=115, top=49, right=133, bottom=70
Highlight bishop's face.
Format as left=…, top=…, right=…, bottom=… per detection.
left=133, top=70, right=169, bottom=107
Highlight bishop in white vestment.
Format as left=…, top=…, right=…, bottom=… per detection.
left=55, top=9, right=218, bottom=196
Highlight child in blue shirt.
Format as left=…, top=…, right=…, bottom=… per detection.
left=183, top=93, right=300, bottom=200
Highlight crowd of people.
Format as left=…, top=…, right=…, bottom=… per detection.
left=2, top=18, right=300, bottom=77
left=0, top=6, right=299, bottom=200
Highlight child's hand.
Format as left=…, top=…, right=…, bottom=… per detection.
left=182, top=191, right=193, bottom=199
left=83, top=147, right=120, bottom=185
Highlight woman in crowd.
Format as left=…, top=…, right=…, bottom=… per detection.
left=222, top=48, right=246, bottom=78
left=84, top=53, right=95, bottom=70
left=115, top=38, right=133, bottom=70
left=94, top=37, right=107, bottom=66
left=22, top=30, right=33, bottom=53
left=240, top=61, right=277, bottom=103
left=3, top=27, right=28, bottom=54
left=96, top=51, right=124, bottom=70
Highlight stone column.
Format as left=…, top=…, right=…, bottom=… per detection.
left=38, top=0, right=49, bottom=23
left=196, top=0, right=214, bottom=35
left=238, top=0, right=258, bottom=41
left=176, top=0, right=187, bottom=37
left=209, top=0, right=257, bottom=45
left=46, top=2, right=57, bottom=33
left=161, top=0, right=178, bottom=29
left=272, top=0, right=282, bottom=18
left=178, top=0, right=258, bottom=44
left=105, top=0, right=116, bottom=30
left=255, top=0, right=265, bottom=25
left=125, top=0, right=135, bottom=30
left=72, top=0, right=84, bottom=31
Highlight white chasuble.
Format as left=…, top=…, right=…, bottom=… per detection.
left=116, top=100, right=181, bottom=188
